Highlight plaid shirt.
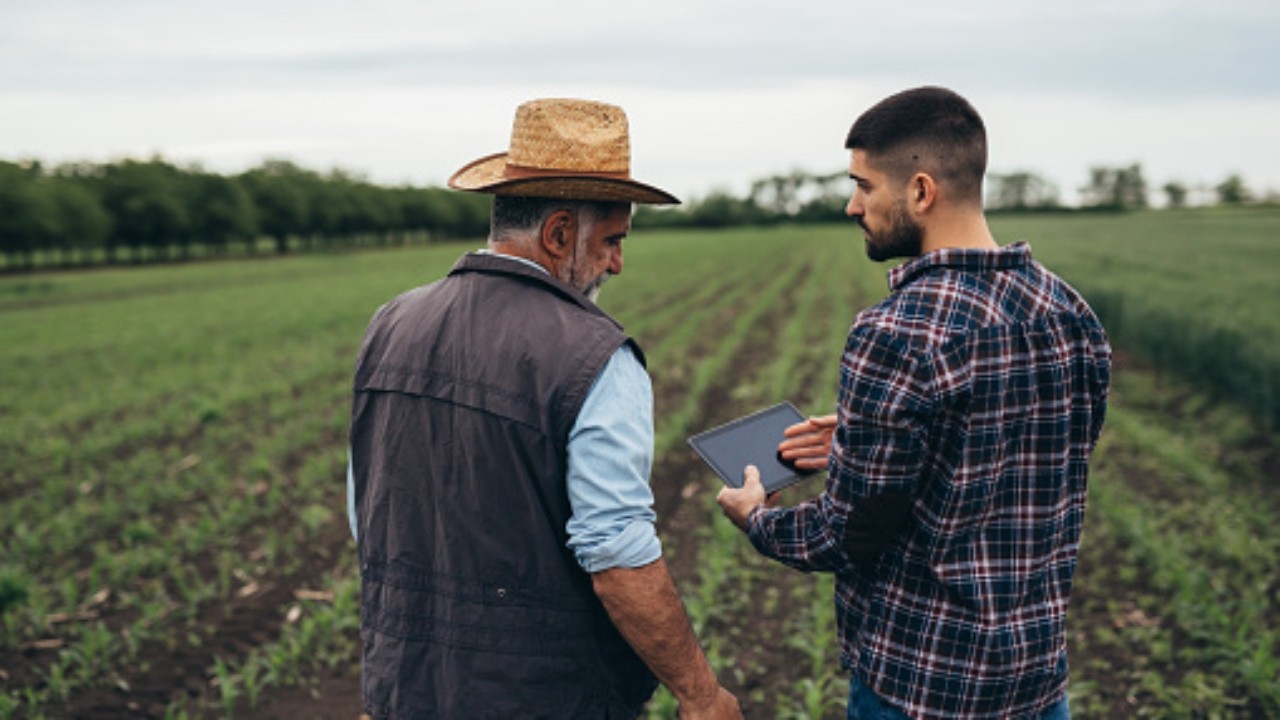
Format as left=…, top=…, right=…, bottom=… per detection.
left=749, top=242, right=1111, bottom=719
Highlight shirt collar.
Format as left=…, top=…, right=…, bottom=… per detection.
left=475, top=248, right=550, bottom=275
left=887, top=241, right=1032, bottom=291
left=450, top=251, right=624, bottom=330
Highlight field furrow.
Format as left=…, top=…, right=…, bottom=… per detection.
left=3, top=212, right=1278, bottom=720
left=1066, top=358, right=1280, bottom=717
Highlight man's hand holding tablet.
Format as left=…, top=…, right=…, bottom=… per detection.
left=688, top=406, right=837, bottom=531
left=778, top=414, right=837, bottom=471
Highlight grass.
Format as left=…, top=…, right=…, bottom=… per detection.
left=994, top=207, right=1280, bottom=426
left=1, top=208, right=1277, bottom=718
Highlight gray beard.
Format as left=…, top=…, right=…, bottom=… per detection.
left=584, top=274, right=609, bottom=303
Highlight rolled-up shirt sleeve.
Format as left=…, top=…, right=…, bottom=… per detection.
left=347, top=456, right=358, bottom=542
left=565, top=344, right=662, bottom=573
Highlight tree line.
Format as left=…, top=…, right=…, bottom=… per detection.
left=638, top=164, right=1271, bottom=227
left=1, top=156, right=1271, bottom=271
left=0, top=158, right=490, bottom=270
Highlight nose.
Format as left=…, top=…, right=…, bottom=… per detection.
left=845, top=194, right=863, bottom=218
left=609, top=244, right=623, bottom=275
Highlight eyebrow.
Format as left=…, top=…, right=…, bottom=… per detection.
left=849, top=173, right=870, bottom=184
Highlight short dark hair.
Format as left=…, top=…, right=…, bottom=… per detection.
left=490, top=195, right=621, bottom=236
left=845, top=87, right=987, bottom=205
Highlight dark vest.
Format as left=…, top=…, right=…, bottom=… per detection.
left=350, top=253, right=657, bottom=719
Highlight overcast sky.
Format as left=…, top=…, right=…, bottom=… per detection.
left=3, top=0, right=1278, bottom=205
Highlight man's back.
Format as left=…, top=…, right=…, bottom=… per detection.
left=350, top=253, right=656, bottom=718
left=832, top=242, right=1111, bottom=716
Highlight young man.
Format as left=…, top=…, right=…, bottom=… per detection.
left=350, top=98, right=740, bottom=719
left=718, top=87, right=1111, bottom=719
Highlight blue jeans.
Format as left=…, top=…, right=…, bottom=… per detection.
left=846, top=674, right=1070, bottom=719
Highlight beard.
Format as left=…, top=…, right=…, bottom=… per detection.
left=582, top=272, right=610, bottom=303
left=860, top=199, right=923, bottom=262
left=557, top=249, right=611, bottom=303
left=561, top=221, right=613, bottom=303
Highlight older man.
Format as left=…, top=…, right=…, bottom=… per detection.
left=349, top=99, right=739, bottom=719
left=719, top=87, right=1111, bottom=719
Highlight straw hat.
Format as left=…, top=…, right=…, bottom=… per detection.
left=448, top=98, right=680, bottom=205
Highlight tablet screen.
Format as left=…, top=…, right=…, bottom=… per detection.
left=687, top=401, right=818, bottom=493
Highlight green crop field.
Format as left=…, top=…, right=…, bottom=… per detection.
left=1, top=208, right=1278, bottom=719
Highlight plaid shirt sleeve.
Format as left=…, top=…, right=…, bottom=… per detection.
left=748, top=323, right=932, bottom=572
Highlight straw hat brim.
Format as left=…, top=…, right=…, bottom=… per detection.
left=448, top=153, right=680, bottom=205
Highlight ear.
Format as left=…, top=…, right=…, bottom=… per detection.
left=909, top=172, right=938, bottom=214
left=539, top=209, right=577, bottom=260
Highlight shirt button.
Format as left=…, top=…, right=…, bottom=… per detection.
left=496, top=588, right=507, bottom=598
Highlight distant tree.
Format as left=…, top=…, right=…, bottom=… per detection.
left=330, top=173, right=399, bottom=243
left=444, top=191, right=491, bottom=238
left=1080, top=164, right=1148, bottom=211
left=1162, top=181, right=1188, bottom=209
left=748, top=170, right=847, bottom=221
left=1215, top=174, right=1252, bottom=205
left=98, top=160, right=191, bottom=262
left=794, top=171, right=850, bottom=221
left=393, top=187, right=447, bottom=240
left=240, top=160, right=311, bottom=254
left=48, top=177, right=111, bottom=265
left=187, top=172, right=257, bottom=255
left=750, top=172, right=805, bottom=216
left=794, top=196, right=845, bottom=222
left=365, top=184, right=403, bottom=243
left=632, top=204, right=687, bottom=229
left=0, top=161, right=57, bottom=269
left=302, top=174, right=342, bottom=247
left=689, top=190, right=756, bottom=227
left=986, top=172, right=1061, bottom=211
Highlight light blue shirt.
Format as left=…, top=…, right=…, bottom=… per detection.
left=347, top=252, right=661, bottom=573
left=563, top=344, right=661, bottom=571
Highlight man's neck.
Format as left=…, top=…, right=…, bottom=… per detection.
left=487, top=241, right=556, bottom=276
left=920, top=207, right=998, bottom=254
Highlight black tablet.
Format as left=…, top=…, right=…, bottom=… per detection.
left=687, top=401, right=818, bottom=493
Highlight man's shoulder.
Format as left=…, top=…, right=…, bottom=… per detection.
left=601, top=342, right=649, bottom=381
left=371, top=275, right=450, bottom=318
left=1030, top=260, right=1101, bottom=317
left=853, top=264, right=1062, bottom=358
left=847, top=303, right=930, bottom=361
left=853, top=273, right=971, bottom=340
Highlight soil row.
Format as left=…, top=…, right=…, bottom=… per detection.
left=3, top=414, right=354, bottom=717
